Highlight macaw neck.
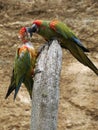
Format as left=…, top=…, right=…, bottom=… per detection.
left=23, top=41, right=34, bottom=49
left=22, top=39, right=28, bottom=44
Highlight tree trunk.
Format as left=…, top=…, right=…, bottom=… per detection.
left=30, top=40, right=62, bottom=130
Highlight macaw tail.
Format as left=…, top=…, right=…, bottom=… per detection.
left=5, top=83, right=16, bottom=99
left=24, top=77, right=34, bottom=99
left=67, top=41, right=98, bottom=75
left=5, top=70, right=16, bottom=99
left=5, top=74, right=24, bottom=100
left=14, top=76, right=24, bottom=100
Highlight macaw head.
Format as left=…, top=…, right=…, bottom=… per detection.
left=19, top=27, right=31, bottom=43
left=27, top=20, right=42, bottom=37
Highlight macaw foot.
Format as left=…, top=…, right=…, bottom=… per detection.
left=50, top=37, right=58, bottom=41
left=32, top=69, right=42, bottom=78
left=47, top=37, right=59, bottom=47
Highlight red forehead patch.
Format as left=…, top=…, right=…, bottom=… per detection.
left=33, top=20, right=42, bottom=26
left=19, top=27, right=26, bottom=34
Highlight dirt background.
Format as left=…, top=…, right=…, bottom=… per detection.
left=0, top=0, right=98, bottom=130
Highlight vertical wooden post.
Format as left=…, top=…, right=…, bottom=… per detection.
left=30, top=40, right=62, bottom=130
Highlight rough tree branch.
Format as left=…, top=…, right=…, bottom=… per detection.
left=30, top=40, right=62, bottom=130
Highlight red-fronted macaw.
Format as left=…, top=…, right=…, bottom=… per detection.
left=5, top=28, right=37, bottom=100
left=25, top=20, right=98, bottom=75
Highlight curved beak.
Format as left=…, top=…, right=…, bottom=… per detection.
left=27, top=24, right=38, bottom=37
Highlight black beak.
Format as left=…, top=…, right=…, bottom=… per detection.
left=27, top=24, right=38, bottom=37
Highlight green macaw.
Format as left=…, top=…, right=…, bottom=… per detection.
left=25, top=20, right=98, bottom=75
left=5, top=42, right=37, bottom=100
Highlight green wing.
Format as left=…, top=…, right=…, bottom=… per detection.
left=5, top=49, right=31, bottom=100
left=54, top=21, right=75, bottom=39
left=51, top=21, right=89, bottom=52
left=51, top=21, right=98, bottom=75
left=14, top=50, right=31, bottom=84
left=14, top=50, right=31, bottom=98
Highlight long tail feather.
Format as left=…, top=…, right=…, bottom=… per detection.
left=24, top=77, right=33, bottom=99
left=5, top=84, right=16, bottom=99
left=5, top=70, right=16, bottom=99
left=14, top=76, right=24, bottom=100
left=67, top=42, right=98, bottom=75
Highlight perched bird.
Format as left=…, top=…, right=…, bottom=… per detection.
left=5, top=28, right=37, bottom=100
left=25, top=20, right=98, bottom=75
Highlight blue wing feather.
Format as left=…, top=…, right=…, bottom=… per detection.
left=72, top=37, right=89, bottom=52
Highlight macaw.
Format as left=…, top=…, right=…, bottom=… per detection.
left=5, top=28, right=37, bottom=100
left=25, top=20, right=98, bottom=75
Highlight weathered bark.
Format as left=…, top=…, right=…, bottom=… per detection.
left=30, top=40, right=62, bottom=130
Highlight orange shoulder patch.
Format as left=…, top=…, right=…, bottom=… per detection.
left=50, top=20, right=59, bottom=30
left=18, top=45, right=28, bottom=55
